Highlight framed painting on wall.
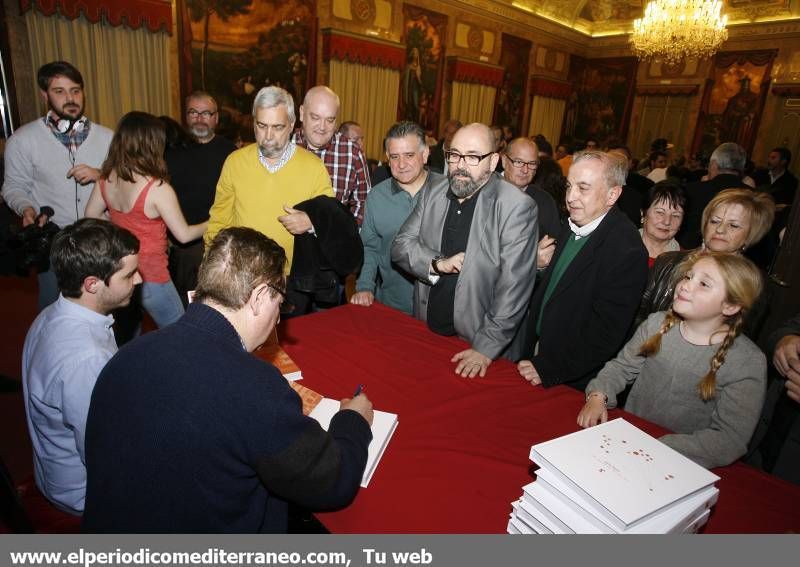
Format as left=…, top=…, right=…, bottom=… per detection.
left=691, top=50, right=777, bottom=158
left=398, top=4, right=447, bottom=136
left=493, top=33, right=531, bottom=137
left=178, top=0, right=317, bottom=139
left=561, top=56, right=637, bottom=146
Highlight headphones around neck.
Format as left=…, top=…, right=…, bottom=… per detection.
left=54, top=115, right=86, bottom=134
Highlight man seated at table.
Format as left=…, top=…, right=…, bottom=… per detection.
left=517, top=150, right=648, bottom=391
left=392, top=123, right=538, bottom=378
left=351, top=121, right=444, bottom=315
left=82, top=227, right=374, bottom=533
left=22, top=218, right=141, bottom=516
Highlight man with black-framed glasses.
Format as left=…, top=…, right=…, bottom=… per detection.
left=166, top=90, right=235, bottom=306
left=392, top=123, right=538, bottom=379
left=83, top=227, right=373, bottom=532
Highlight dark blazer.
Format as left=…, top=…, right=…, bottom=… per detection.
left=765, top=170, right=798, bottom=207
left=678, top=173, right=744, bottom=249
left=523, top=207, right=648, bottom=391
left=288, top=196, right=363, bottom=308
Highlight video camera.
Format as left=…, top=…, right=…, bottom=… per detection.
left=7, top=206, right=60, bottom=275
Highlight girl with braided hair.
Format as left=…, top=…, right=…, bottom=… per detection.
left=577, top=251, right=766, bottom=468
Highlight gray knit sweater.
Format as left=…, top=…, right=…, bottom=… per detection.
left=2, top=118, right=113, bottom=229
left=586, top=311, right=767, bottom=469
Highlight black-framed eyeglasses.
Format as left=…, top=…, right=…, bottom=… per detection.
left=445, top=150, right=496, bottom=167
left=505, top=156, right=539, bottom=170
left=187, top=109, right=217, bottom=119
left=267, top=283, right=295, bottom=314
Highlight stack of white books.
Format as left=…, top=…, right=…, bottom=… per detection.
left=507, top=418, right=720, bottom=534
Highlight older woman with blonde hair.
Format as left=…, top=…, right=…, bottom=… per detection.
left=635, top=188, right=775, bottom=337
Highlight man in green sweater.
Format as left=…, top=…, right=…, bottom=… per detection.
left=518, top=150, right=648, bottom=391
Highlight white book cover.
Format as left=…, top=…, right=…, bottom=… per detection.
left=511, top=500, right=550, bottom=534
left=530, top=418, right=719, bottom=531
left=509, top=516, right=534, bottom=535
left=535, top=467, right=719, bottom=534
left=517, top=490, right=566, bottom=534
left=683, top=509, right=711, bottom=534
left=522, top=481, right=598, bottom=534
left=309, top=398, right=398, bottom=488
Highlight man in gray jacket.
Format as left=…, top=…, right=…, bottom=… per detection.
left=2, top=61, right=113, bottom=309
left=392, top=123, right=538, bottom=378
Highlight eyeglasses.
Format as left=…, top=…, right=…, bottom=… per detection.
left=187, top=109, right=217, bottom=119
left=267, top=283, right=295, bottom=314
left=505, top=156, right=539, bottom=170
left=445, top=150, right=495, bottom=167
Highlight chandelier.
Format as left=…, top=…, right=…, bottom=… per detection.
left=630, top=0, right=728, bottom=65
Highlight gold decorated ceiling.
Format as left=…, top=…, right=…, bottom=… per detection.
left=496, top=0, right=800, bottom=37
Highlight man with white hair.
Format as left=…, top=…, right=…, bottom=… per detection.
left=205, top=86, right=334, bottom=271
left=517, top=150, right=648, bottom=391
left=292, top=86, right=371, bottom=225
left=679, top=142, right=747, bottom=249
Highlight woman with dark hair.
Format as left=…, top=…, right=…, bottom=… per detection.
left=635, top=187, right=775, bottom=337
left=158, top=115, right=194, bottom=150
left=639, top=181, right=686, bottom=268
left=531, top=156, right=568, bottom=219
left=85, top=111, right=206, bottom=328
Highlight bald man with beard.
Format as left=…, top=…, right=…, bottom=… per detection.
left=392, top=123, right=538, bottom=378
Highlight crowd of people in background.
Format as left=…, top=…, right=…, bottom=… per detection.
left=2, top=60, right=799, bottom=532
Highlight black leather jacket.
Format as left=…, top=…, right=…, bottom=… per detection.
left=634, top=248, right=770, bottom=340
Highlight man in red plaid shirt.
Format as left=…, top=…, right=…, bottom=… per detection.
left=292, top=86, right=371, bottom=225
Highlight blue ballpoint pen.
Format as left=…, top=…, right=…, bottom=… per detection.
left=353, top=384, right=365, bottom=397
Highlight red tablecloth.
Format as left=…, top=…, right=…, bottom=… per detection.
left=270, top=303, right=800, bottom=533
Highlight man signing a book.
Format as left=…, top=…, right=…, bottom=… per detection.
left=81, top=227, right=374, bottom=533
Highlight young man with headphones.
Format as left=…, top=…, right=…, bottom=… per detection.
left=2, top=61, right=113, bottom=310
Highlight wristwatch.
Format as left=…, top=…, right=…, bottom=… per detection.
left=431, top=255, right=446, bottom=275
left=586, top=392, right=608, bottom=406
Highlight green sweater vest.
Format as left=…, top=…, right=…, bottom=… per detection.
left=536, top=233, right=591, bottom=335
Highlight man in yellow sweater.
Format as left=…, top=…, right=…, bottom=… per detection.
left=205, top=86, right=333, bottom=272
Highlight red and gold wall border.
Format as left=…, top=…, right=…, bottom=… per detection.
left=446, top=57, right=504, bottom=87
left=528, top=77, right=571, bottom=100
left=322, top=29, right=405, bottom=70
left=20, top=0, right=172, bottom=33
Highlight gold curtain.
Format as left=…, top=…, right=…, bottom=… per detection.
left=449, top=81, right=496, bottom=126
left=528, top=95, right=566, bottom=143
left=25, top=11, right=171, bottom=130
left=328, top=59, right=400, bottom=162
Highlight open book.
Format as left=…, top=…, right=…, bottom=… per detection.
left=309, top=398, right=398, bottom=488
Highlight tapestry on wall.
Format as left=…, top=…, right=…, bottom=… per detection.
left=692, top=50, right=776, bottom=158
left=493, top=33, right=531, bottom=137
left=398, top=4, right=447, bottom=136
left=180, top=0, right=316, bottom=138
left=561, top=56, right=637, bottom=146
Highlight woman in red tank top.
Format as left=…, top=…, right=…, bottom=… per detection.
left=85, top=112, right=207, bottom=329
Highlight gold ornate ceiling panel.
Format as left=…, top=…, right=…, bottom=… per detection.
left=493, top=0, right=799, bottom=37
